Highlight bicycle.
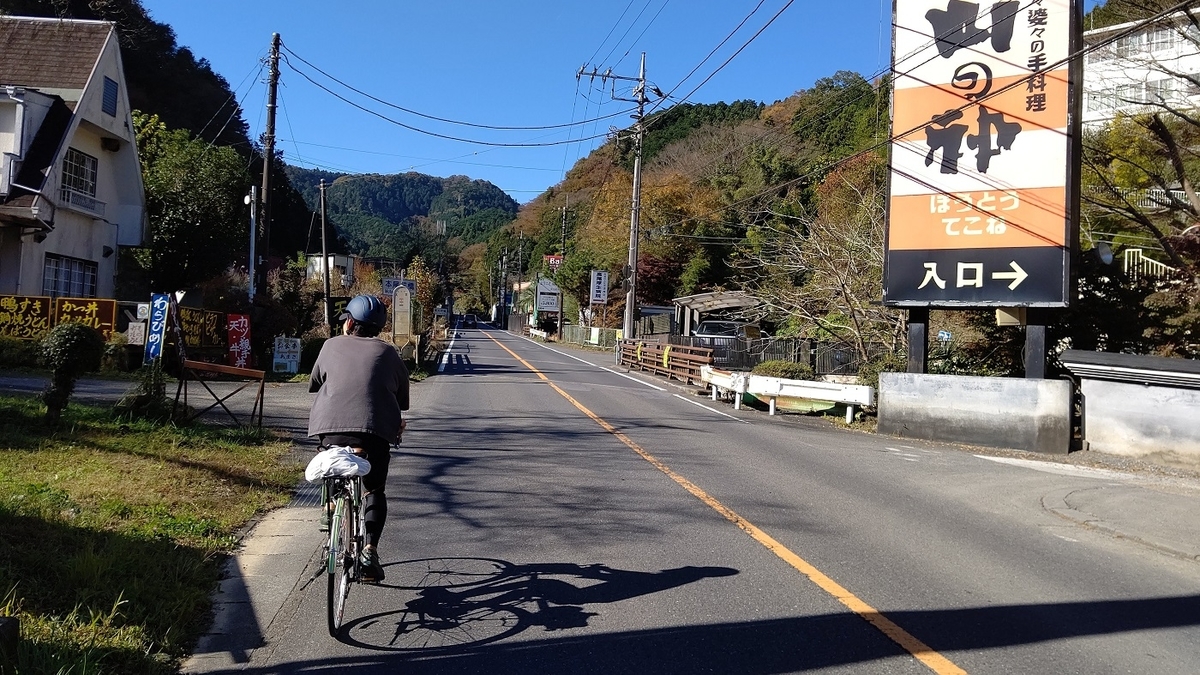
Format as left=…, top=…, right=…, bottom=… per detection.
left=323, top=472, right=365, bottom=636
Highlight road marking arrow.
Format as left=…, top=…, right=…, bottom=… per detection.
left=992, top=261, right=1028, bottom=290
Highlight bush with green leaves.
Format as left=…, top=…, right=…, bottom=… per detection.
left=751, top=359, right=815, bottom=380
left=856, top=351, right=907, bottom=394
left=38, top=322, right=105, bottom=424
left=0, top=335, right=42, bottom=369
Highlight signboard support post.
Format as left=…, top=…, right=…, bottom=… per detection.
left=1024, top=309, right=1048, bottom=379
left=907, top=308, right=929, bottom=374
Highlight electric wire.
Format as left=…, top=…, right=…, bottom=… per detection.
left=642, top=0, right=1197, bottom=239
left=597, top=0, right=658, bottom=69
left=613, top=0, right=673, bottom=69
left=280, top=42, right=636, bottom=131
left=197, top=56, right=265, bottom=143
left=587, top=0, right=639, bottom=67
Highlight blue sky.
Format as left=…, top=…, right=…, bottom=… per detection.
left=143, top=0, right=1105, bottom=203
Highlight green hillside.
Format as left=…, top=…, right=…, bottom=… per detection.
left=284, top=167, right=519, bottom=260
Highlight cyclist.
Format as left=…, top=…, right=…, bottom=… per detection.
left=308, top=294, right=409, bottom=583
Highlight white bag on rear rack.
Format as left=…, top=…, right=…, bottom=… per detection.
left=305, top=446, right=371, bottom=482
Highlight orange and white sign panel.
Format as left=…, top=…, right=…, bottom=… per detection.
left=886, top=0, right=1077, bottom=306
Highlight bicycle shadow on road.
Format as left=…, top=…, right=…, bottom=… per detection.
left=338, top=558, right=738, bottom=652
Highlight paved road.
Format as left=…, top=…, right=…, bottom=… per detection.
left=7, top=334, right=1198, bottom=674
left=174, top=328, right=1200, bottom=674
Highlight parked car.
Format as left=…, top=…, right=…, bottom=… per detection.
left=463, top=314, right=478, bottom=328
left=691, top=320, right=767, bottom=368
left=692, top=320, right=764, bottom=340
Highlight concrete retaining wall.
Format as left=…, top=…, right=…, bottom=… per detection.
left=878, top=373, right=1072, bottom=455
left=1059, top=350, right=1200, bottom=467
left=1078, top=379, right=1200, bottom=463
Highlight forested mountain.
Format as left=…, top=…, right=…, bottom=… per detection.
left=284, top=167, right=519, bottom=260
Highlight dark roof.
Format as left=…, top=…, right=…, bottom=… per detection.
left=13, top=96, right=72, bottom=192
left=0, top=16, right=113, bottom=91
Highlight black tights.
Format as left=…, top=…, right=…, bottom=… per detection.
left=320, top=433, right=390, bottom=547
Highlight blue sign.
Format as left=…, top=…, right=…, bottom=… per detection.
left=143, top=294, right=170, bottom=364
left=937, top=330, right=953, bottom=342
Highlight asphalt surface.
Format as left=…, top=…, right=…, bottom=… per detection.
left=4, top=334, right=1199, bottom=674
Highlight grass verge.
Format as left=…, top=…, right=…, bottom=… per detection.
left=0, top=394, right=300, bottom=674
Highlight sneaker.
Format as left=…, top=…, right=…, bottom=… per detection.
left=360, top=546, right=385, bottom=583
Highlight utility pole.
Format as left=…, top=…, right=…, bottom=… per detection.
left=257, top=32, right=281, bottom=295
left=319, top=179, right=331, bottom=332
left=581, top=53, right=652, bottom=338
left=558, top=195, right=568, bottom=337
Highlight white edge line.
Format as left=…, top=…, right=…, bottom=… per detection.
left=511, top=333, right=667, bottom=392
left=674, top=393, right=750, bottom=423
left=438, top=332, right=457, bottom=373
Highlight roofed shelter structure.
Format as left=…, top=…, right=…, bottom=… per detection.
left=0, top=16, right=146, bottom=299
left=672, top=290, right=760, bottom=337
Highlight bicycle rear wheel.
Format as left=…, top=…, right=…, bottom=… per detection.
left=327, top=487, right=355, bottom=636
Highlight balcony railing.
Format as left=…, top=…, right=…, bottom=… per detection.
left=59, top=187, right=106, bottom=217
left=1124, top=248, right=1178, bottom=280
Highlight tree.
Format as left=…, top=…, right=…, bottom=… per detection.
left=39, top=322, right=105, bottom=425
left=128, top=112, right=251, bottom=293
left=735, top=154, right=905, bottom=360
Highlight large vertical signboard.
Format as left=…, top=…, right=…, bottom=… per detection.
left=885, top=0, right=1079, bottom=306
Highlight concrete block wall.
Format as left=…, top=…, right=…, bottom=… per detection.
left=878, top=373, right=1073, bottom=455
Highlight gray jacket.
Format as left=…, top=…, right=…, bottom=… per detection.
left=307, top=335, right=410, bottom=441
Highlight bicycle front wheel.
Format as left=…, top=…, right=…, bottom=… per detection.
left=327, top=489, right=355, bottom=636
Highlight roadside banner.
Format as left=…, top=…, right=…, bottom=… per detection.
left=143, top=294, right=170, bottom=365
left=227, top=314, right=252, bottom=368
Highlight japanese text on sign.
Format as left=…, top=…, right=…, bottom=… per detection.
left=54, top=298, right=117, bottom=339
left=143, top=294, right=171, bottom=364
left=885, top=0, right=1075, bottom=306
left=227, top=314, right=252, bottom=368
left=178, top=307, right=225, bottom=348
left=0, top=295, right=51, bottom=340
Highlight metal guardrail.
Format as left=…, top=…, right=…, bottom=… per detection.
left=617, top=340, right=712, bottom=385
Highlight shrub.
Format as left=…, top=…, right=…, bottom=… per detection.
left=300, top=335, right=327, bottom=373
left=101, top=332, right=131, bottom=373
left=0, top=336, right=42, bottom=369
left=752, top=359, right=815, bottom=380
left=38, top=322, right=105, bottom=424
left=856, top=351, right=907, bottom=393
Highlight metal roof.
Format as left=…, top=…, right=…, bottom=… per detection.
left=671, top=290, right=760, bottom=313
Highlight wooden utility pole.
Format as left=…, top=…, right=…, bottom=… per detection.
left=320, top=179, right=331, bottom=332
left=257, top=33, right=281, bottom=294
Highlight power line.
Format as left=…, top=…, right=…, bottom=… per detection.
left=283, top=53, right=618, bottom=148
left=644, top=0, right=1197, bottom=237
left=280, top=42, right=636, bottom=131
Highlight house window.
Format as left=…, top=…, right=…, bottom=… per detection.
left=42, top=254, right=98, bottom=299
left=61, top=148, right=98, bottom=197
left=102, top=76, right=118, bottom=116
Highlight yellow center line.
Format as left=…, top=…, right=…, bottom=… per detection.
left=485, top=333, right=966, bottom=675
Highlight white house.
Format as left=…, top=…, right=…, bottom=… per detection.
left=0, top=16, right=146, bottom=299
left=1083, top=13, right=1200, bottom=128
